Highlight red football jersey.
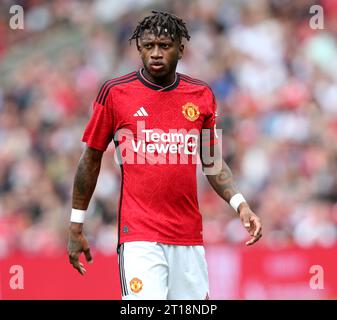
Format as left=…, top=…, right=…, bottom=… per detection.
left=82, top=69, right=217, bottom=246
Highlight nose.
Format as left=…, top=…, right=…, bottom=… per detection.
left=151, top=45, right=163, bottom=59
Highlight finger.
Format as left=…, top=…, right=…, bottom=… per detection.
left=79, top=262, right=87, bottom=272
left=72, top=261, right=87, bottom=275
left=246, top=234, right=262, bottom=246
left=252, top=218, right=262, bottom=237
left=68, top=251, right=79, bottom=265
left=79, top=263, right=87, bottom=273
left=82, top=238, right=93, bottom=264
left=254, top=228, right=262, bottom=238
left=69, top=252, right=86, bottom=275
left=73, top=264, right=86, bottom=275
left=83, top=247, right=93, bottom=264
left=245, top=233, right=262, bottom=246
left=242, top=216, right=251, bottom=228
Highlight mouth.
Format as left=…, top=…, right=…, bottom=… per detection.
left=149, top=63, right=165, bottom=72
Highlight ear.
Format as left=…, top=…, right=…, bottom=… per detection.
left=178, top=43, right=184, bottom=60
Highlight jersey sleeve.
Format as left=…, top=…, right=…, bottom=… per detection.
left=82, top=82, right=115, bottom=151
left=201, top=88, right=218, bottom=146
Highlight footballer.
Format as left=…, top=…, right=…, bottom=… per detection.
left=67, top=11, right=262, bottom=300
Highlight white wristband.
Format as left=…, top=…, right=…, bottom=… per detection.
left=70, top=209, right=86, bottom=223
left=230, top=193, right=246, bottom=213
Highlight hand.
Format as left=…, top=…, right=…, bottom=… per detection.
left=238, top=203, right=262, bottom=246
left=67, top=223, right=93, bottom=275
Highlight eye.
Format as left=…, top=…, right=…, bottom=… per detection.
left=144, top=44, right=152, bottom=49
left=161, top=44, right=169, bottom=49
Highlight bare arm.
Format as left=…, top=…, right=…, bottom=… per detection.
left=72, top=146, right=103, bottom=210
left=201, top=143, right=262, bottom=246
left=204, top=160, right=239, bottom=205
left=68, top=146, right=103, bottom=275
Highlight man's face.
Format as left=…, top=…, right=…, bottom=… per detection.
left=138, top=30, right=184, bottom=78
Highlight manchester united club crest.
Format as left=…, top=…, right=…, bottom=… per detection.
left=182, top=102, right=200, bottom=122
left=130, top=277, right=143, bottom=293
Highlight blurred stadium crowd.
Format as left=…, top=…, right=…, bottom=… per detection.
left=1, top=0, right=337, bottom=257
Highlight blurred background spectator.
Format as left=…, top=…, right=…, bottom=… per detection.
left=1, top=0, right=337, bottom=258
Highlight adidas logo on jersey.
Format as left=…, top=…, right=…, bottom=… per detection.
left=133, top=107, right=148, bottom=117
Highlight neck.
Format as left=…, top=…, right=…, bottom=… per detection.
left=142, top=68, right=176, bottom=88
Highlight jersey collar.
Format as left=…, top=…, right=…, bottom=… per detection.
left=137, top=68, right=180, bottom=92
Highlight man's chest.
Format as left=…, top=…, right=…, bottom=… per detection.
left=113, top=89, right=209, bottom=133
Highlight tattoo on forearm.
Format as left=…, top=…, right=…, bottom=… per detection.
left=206, top=161, right=239, bottom=203
left=72, top=147, right=103, bottom=209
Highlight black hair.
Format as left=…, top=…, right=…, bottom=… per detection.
left=129, top=10, right=191, bottom=46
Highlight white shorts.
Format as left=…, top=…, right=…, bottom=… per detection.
left=118, top=241, right=209, bottom=300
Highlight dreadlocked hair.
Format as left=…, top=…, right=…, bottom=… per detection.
left=129, top=11, right=191, bottom=46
